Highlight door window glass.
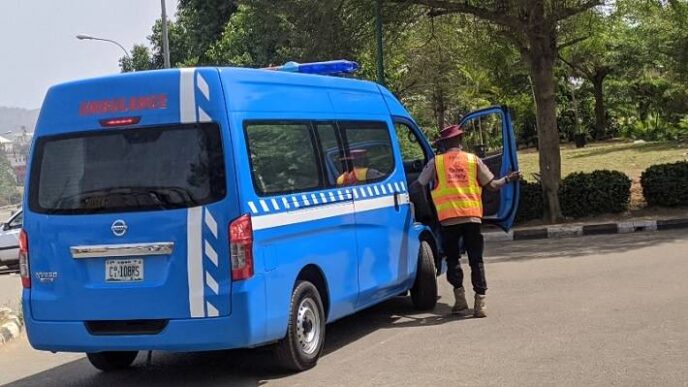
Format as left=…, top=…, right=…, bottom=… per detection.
left=245, top=122, right=322, bottom=195
left=460, top=113, right=503, bottom=159
left=316, top=123, right=345, bottom=187
left=395, top=122, right=427, bottom=163
left=337, top=121, right=394, bottom=186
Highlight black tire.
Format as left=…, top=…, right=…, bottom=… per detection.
left=411, top=240, right=438, bottom=310
left=86, top=351, right=138, bottom=371
left=274, top=281, right=326, bottom=372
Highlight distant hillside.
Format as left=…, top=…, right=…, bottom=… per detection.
left=0, top=106, right=39, bottom=136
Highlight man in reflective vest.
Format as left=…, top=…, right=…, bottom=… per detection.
left=418, top=124, right=521, bottom=317
left=337, top=149, right=383, bottom=186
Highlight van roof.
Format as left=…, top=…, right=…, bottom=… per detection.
left=36, top=67, right=397, bottom=135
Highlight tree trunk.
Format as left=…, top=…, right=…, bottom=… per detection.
left=592, top=75, right=607, bottom=140
left=529, top=42, right=563, bottom=223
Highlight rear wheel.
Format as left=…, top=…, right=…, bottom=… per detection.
left=86, top=351, right=138, bottom=371
left=411, top=240, right=438, bottom=310
left=274, top=281, right=326, bottom=371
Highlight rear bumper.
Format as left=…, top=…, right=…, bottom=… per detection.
left=23, top=274, right=271, bottom=353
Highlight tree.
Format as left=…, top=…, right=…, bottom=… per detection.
left=120, top=44, right=155, bottom=72
left=559, top=9, right=623, bottom=140
left=401, top=0, right=605, bottom=222
left=0, top=153, right=18, bottom=205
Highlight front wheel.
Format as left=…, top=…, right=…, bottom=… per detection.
left=86, top=351, right=138, bottom=371
left=273, top=281, right=326, bottom=371
left=411, top=240, right=438, bottom=310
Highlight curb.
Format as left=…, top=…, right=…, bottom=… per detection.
left=0, top=307, right=23, bottom=346
left=485, top=217, right=688, bottom=242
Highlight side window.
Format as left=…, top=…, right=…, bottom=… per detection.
left=8, top=211, right=22, bottom=229
left=337, top=121, right=394, bottom=186
left=245, top=122, right=322, bottom=195
left=394, top=122, right=427, bottom=163
left=315, top=123, right=345, bottom=187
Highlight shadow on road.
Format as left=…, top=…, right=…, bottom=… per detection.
left=487, top=229, right=687, bottom=263
left=8, top=297, right=468, bottom=387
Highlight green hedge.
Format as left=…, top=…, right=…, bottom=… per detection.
left=641, top=161, right=688, bottom=207
left=515, top=180, right=544, bottom=223
left=560, top=171, right=631, bottom=218
left=515, top=170, right=631, bottom=223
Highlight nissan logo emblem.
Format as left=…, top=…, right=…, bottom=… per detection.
left=111, top=220, right=128, bottom=237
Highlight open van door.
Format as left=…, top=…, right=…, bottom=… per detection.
left=458, top=106, right=519, bottom=231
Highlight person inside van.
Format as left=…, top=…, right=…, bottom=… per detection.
left=418, top=124, right=521, bottom=318
left=336, top=149, right=383, bottom=185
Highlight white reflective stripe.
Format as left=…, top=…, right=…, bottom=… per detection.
left=394, top=182, right=401, bottom=192
left=197, top=73, right=210, bottom=100
left=311, top=194, right=319, bottom=204
left=252, top=195, right=408, bottom=231
left=259, top=200, right=269, bottom=212
left=380, top=185, right=387, bottom=194
left=387, top=183, right=394, bottom=193
left=248, top=201, right=258, bottom=214
left=271, top=198, right=279, bottom=210
left=373, top=186, right=380, bottom=195
left=352, top=189, right=359, bottom=199
left=320, top=192, right=327, bottom=203
left=179, top=69, right=196, bottom=123
left=338, top=191, right=345, bottom=201
left=354, top=194, right=409, bottom=213
left=198, top=107, right=211, bottom=122
left=292, top=196, right=300, bottom=208
left=204, top=209, right=218, bottom=239
left=359, top=188, right=367, bottom=198
left=400, top=181, right=407, bottom=192
left=206, top=302, right=219, bottom=317
left=329, top=192, right=336, bottom=202
left=301, top=195, right=310, bottom=206
left=186, top=207, right=204, bottom=318
left=282, top=197, right=291, bottom=209
left=205, top=272, right=219, bottom=294
left=204, top=240, right=218, bottom=266
left=253, top=201, right=354, bottom=231
left=367, top=186, right=374, bottom=196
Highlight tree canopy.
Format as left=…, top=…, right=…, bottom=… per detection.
left=124, top=0, right=688, bottom=222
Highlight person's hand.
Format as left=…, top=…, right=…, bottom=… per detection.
left=506, top=171, right=522, bottom=183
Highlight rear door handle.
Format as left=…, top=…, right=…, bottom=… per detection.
left=394, top=191, right=400, bottom=211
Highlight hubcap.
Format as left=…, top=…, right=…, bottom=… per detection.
left=296, top=298, right=321, bottom=355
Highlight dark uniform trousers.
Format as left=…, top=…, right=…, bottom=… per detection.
left=440, top=222, right=487, bottom=295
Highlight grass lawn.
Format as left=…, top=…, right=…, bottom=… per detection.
left=518, top=140, right=688, bottom=211
left=518, top=141, right=688, bottom=181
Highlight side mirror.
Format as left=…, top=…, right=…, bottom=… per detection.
left=1, top=223, right=8, bottom=231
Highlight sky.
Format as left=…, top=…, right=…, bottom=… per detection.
left=0, top=0, right=179, bottom=109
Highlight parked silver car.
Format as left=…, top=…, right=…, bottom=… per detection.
left=0, top=209, right=22, bottom=269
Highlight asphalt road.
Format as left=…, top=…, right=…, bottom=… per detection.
left=3, top=229, right=688, bottom=386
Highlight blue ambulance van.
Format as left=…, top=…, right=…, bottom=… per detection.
left=21, top=61, right=519, bottom=371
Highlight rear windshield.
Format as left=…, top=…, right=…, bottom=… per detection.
left=29, top=123, right=226, bottom=215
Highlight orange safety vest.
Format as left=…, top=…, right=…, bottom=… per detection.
left=430, top=151, right=483, bottom=221
left=337, top=168, right=368, bottom=186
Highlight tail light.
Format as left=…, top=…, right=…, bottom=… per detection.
left=230, top=214, right=254, bottom=281
left=19, top=229, right=30, bottom=288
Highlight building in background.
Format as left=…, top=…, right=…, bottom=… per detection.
left=0, top=126, right=33, bottom=184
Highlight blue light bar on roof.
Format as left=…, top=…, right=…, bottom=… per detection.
left=265, top=60, right=359, bottom=75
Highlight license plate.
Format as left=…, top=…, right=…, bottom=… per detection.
left=105, top=259, right=143, bottom=282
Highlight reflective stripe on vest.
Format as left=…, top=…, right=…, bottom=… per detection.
left=430, top=151, right=483, bottom=221
left=336, top=167, right=368, bottom=186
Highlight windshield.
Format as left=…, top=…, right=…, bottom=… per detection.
left=29, top=123, right=226, bottom=215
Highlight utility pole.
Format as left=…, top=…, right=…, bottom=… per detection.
left=161, top=0, right=171, bottom=68
left=374, top=0, right=385, bottom=86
